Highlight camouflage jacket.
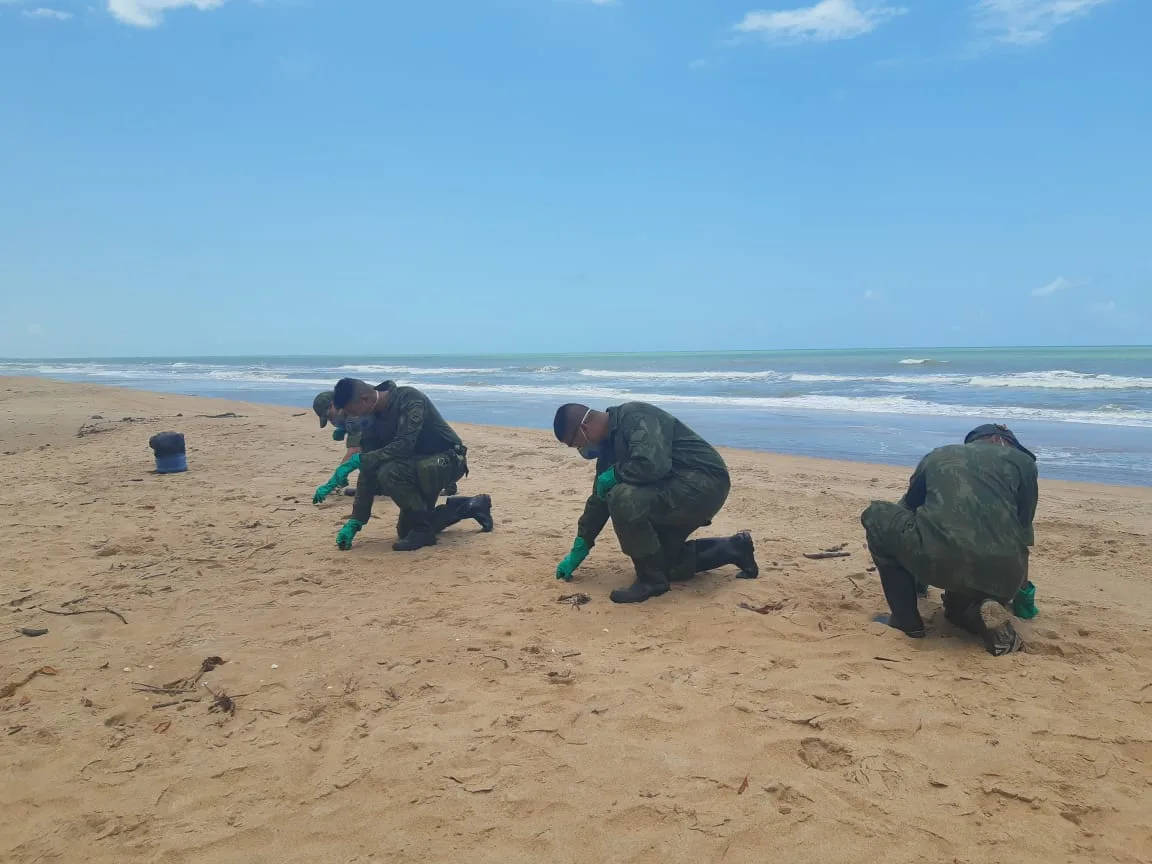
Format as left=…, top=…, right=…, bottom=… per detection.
left=899, top=442, right=1038, bottom=598
left=576, top=402, right=728, bottom=547
left=356, top=381, right=464, bottom=475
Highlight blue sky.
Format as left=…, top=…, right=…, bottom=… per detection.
left=0, top=0, right=1148, bottom=358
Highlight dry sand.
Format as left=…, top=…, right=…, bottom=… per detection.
left=2, top=376, right=1151, bottom=863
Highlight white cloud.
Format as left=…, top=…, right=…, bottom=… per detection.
left=863, top=289, right=878, bottom=300
left=1031, top=276, right=1072, bottom=297
left=735, top=0, right=906, bottom=44
left=26, top=324, right=43, bottom=336
left=973, top=0, right=1113, bottom=46
left=108, top=0, right=231, bottom=28
left=24, top=7, right=73, bottom=19
left=1091, top=299, right=1116, bottom=315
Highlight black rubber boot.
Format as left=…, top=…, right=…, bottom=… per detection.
left=610, top=556, right=670, bottom=604
left=688, top=532, right=760, bottom=580
left=430, top=497, right=470, bottom=532
left=942, top=592, right=984, bottom=634
left=392, top=513, right=437, bottom=552
left=872, top=613, right=926, bottom=638
left=877, top=563, right=926, bottom=637
left=445, top=495, right=493, bottom=533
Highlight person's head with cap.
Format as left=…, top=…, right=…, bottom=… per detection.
left=964, top=423, right=1036, bottom=461
left=313, top=391, right=339, bottom=428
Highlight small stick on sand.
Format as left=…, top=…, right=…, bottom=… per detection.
left=39, top=605, right=127, bottom=625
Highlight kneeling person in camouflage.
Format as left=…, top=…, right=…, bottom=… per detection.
left=318, top=378, right=493, bottom=551
left=860, top=424, right=1038, bottom=656
left=553, top=402, right=758, bottom=604
left=312, top=390, right=363, bottom=497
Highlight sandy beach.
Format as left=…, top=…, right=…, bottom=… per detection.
left=2, top=376, right=1151, bottom=864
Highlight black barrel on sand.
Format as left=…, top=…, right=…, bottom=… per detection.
left=149, top=431, right=187, bottom=474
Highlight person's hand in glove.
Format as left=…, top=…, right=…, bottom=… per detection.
left=594, top=466, right=619, bottom=501
left=1013, top=580, right=1038, bottom=619
left=332, top=427, right=347, bottom=442
left=336, top=518, right=365, bottom=550
left=556, top=538, right=590, bottom=581
left=314, top=453, right=362, bottom=504
left=331, top=453, right=361, bottom=487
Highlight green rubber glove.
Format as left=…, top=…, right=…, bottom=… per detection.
left=332, top=427, right=347, bottom=442
left=336, top=518, right=365, bottom=550
left=331, top=452, right=361, bottom=487
left=1013, top=581, right=1038, bottom=619
left=556, top=538, right=590, bottom=581
left=594, top=466, right=619, bottom=501
left=313, top=482, right=337, bottom=504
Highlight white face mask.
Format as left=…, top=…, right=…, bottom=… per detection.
left=577, top=409, right=600, bottom=460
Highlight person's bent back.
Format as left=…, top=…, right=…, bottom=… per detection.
left=861, top=423, right=1038, bottom=655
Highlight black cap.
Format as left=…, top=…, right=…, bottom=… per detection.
left=964, top=423, right=1036, bottom=461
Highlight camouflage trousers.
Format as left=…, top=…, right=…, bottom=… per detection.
left=860, top=501, right=1023, bottom=603
left=606, top=469, right=730, bottom=581
left=353, top=450, right=466, bottom=535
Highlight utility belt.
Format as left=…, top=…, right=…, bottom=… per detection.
left=443, top=445, right=468, bottom=496
left=451, top=444, right=469, bottom=479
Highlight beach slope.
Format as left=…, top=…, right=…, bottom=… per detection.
left=1, top=377, right=1150, bottom=863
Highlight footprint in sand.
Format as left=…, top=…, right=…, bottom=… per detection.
left=798, top=737, right=854, bottom=771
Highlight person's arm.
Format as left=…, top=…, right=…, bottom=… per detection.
left=350, top=465, right=378, bottom=523
left=341, top=429, right=362, bottom=465
left=1017, top=462, right=1039, bottom=546
left=898, top=458, right=928, bottom=511
left=359, top=393, right=425, bottom=473
left=614, top=410, right=672, bottom=485
left=577, top=493, right=610, bottom=548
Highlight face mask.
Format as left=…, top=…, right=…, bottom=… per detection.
left=334, top=415, right=370, bottom=434
left=575, top=408, right=599, bottom=459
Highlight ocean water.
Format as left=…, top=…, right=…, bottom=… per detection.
left=2, top=347, right=1150, bottom=486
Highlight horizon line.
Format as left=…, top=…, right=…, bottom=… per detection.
left=2, top=344, right=1150, bottom=363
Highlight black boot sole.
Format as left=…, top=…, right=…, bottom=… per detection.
left=733, top=531, right=759, bottom=579
left=392, top=532, right=438, bottom=552
left=609, top=582, right=670, bottom=604
left=979, top=600, right=1022, bottom=656
left=872, top=613, right=926, bottom=638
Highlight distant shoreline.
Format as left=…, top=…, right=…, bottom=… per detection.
left=3, top=344, right=1151, bottom=363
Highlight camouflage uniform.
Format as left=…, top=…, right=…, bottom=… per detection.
left=350, top=381, right=470, bottom=538
left=861, top=442, right=1038, bottom=631
left=576, top=402, right=731, bottom=584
